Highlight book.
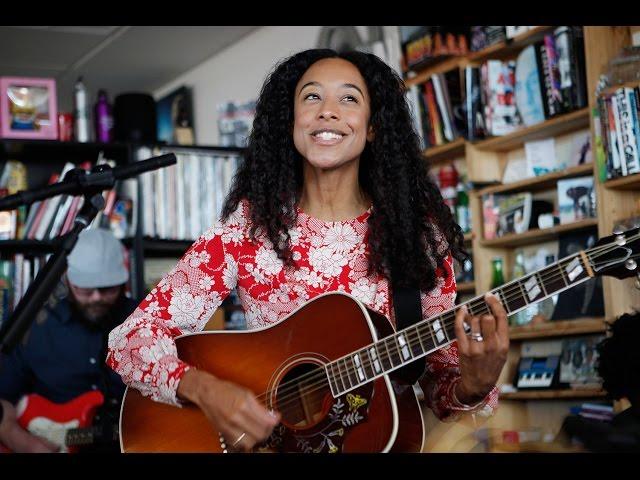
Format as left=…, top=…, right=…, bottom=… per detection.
left=543, top=34, right=565, bottom=116
left=463, top=65, right=486, bottom=140
left=515, top=45, right=546, bottom=126
left=525, top=137, right=560, bottom=176
left=617, top=87, right=640, bottom=175
left=557, top=176, right=596, bottom=224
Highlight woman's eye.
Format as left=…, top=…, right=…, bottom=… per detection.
left=304, top=93, right=320, bottom=100
left=343, top=95, right=358, bottom=103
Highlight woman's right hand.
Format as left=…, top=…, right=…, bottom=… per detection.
left=176, top=369, right=280, bottom=452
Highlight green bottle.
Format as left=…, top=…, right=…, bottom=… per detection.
left=490, top=257, right=505, bottom=289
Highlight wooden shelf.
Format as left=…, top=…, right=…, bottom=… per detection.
left=463, top=232, right=473, bottom=242
left=404, top=56, right=464, bottom=87
left=405, top=27, right=555, bottom=87
left=480, top=218, right=598, bottom=248
left=472, top=108, right=591, bottom=152
left=603, top=173, right=640, bottom=190
left=509, top=318, right=607, bottom=340
left=500, top=389, right=606, bottom=400
left=457, top=281, right=476, bottom=293
left=423, top=138, right=466, bottom=164
left=478, top=164, right=594, bottom=196
left=466, top=26, right=555, bottom=64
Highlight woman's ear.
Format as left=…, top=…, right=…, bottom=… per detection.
left=367, top=124, right=375, bottom=142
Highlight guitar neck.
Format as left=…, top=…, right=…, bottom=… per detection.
left=325, top=250, right=596, bottom=397
left=65, top=424, right=118, bottom=447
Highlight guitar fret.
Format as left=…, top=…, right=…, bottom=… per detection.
left=345, top=357, right=358, bottom=387
left=379, top=339, right=393, bottom=371
left=535, top=272, right=548, bottom=297
left=542, top=263, right=569, bottom=295
left=386, top=337, right=402, bottom=367
left=359, top=349, right=375, bottom=379
left=335, top=360, right=348, bottom=392
left=367, top=344, right=382, bottom=374
left=407, top=326, right=424, bottom=357
left=327, top=362, right=341, bottom=395
left=431, top=316, right=448, bottom=345
left=352, top=353, right=367, bottom=382
left=396, top=333, right=413, bottom=362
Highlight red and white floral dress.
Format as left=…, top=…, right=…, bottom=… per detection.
left=106, top=200, right=498, bottom=421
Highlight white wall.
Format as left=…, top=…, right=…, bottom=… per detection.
left=154, top=26, right=323, bottom=145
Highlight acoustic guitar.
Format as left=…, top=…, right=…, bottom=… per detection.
left=119, top=227, right=640, bottom=453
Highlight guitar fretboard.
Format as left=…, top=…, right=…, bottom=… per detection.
left=325, top=251, right=594, bottom=397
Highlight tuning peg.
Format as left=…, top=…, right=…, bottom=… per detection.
left=613, top=226, right=624, bottom=235
left=626, top=259, right=638, bottom=271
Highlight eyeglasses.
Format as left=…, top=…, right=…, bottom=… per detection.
left=70, top=284, right=121, bottom=297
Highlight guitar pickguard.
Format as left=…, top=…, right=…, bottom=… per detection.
left=258, top=384, right=374, bottom=453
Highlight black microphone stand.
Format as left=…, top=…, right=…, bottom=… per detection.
left=0, top=154, right=176, bottom=354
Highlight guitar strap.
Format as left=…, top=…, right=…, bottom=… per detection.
left=391, top=285, right=427, bottom=385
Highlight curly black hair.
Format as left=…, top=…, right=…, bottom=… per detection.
left=222, top=48, right=466, bottom=292
left=597, top=310, right=640, bottom=404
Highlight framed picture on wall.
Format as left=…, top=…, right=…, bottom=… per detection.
left=156, top=86, right=195, bottom=145
left=0, top=77, right=58, bottom=139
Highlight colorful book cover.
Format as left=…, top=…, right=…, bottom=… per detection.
left=557, top=176, right=595, bottom=224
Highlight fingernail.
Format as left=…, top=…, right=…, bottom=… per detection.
left=460, top=305, right=468, bottom=315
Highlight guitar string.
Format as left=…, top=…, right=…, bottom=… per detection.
left=253, top=238, right=637, bottom=411
left=251, top=239, right=637, bottom=412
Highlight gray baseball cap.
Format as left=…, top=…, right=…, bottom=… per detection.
left=67, top=228, right=129, bottom=288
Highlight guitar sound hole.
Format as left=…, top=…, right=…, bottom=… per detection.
left=275, top=362, right=332, bottom=430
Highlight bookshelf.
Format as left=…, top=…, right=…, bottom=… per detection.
left=409, top=27, right=637, bottom=453
left=500, top=389, right=607, bottom=401
left=508, top=317, right=607, bottom=340
left=603, top=173, right=640, bottom=190
left=0, top=139, right=244, bottom=304
left=479, top=218, right=599, bottom=248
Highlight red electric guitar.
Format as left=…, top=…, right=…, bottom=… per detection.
left=0, top=391, right=118, bottom=453
left=119, top=227, right=640, bottom=453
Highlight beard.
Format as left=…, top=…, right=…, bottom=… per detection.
left=68, top=292, right=122, bottom=330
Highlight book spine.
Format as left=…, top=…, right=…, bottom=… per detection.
left=431, top=74, right=455, bottom=142
left=611, top=92, right=628, bottom=176
left=534, top=42, right=551, bottom=119
left=607, top=94, right=623, bottom=177
left=621, top=88, right=640, bottom=175
left=543, top=34, right=564, bottom=115
left=424, top=79, right=444, bottom=145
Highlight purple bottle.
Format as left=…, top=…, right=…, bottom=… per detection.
left=94, top=89, right=113, bottom=143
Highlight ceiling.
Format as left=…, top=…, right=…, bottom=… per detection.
left=0, top=26, right=261, bottom=111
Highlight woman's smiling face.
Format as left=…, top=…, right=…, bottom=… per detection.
left=293, top=57, right=374, bottom=171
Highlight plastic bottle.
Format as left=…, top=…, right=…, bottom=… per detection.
left=74, top=77, right=90, bottom=142
left=94, top=89, right=113, bottom=143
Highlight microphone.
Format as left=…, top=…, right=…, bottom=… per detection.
left=0, top=153, right=177, bottom=211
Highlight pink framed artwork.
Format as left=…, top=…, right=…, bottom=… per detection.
left=0, top=77, right=58, bottom=139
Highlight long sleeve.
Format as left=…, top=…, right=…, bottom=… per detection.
left=0, top=345, right=30, bottom=405
left=419, top=253, right=499, bottom=422
left=106, top=220, right=241, bottom=406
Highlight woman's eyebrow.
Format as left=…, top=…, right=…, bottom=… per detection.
left=299, top=81, right=364, bottom=97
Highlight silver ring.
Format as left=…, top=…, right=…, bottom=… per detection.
left=470, top=332, right=484, bottom=342
left=232, top=432, right=246, bottom=446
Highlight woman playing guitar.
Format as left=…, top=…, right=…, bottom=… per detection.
left=106, top=49, right=509, bottom=453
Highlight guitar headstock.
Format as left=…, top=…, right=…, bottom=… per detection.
left=589, top=227, right=640, bottom=282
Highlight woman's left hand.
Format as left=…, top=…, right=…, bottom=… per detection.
left=453, top=292, right=510, bottom=405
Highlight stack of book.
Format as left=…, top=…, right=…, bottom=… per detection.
left=595, top=85, right=640, bottom=179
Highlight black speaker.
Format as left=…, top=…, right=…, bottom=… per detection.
left=113, top=93, right=157, bottom=143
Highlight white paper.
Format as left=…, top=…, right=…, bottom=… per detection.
left=525, top=138, right=561, bottom=176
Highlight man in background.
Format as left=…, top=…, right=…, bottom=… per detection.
left=556, top=310, right=640, bottom=452
left=0, top=228, right=138, bottom=452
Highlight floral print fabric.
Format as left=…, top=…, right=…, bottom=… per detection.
left=106, top=200, right=497, bottom=421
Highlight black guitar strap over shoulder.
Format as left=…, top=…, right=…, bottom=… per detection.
left=392, top=285, right=427, bottom=385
